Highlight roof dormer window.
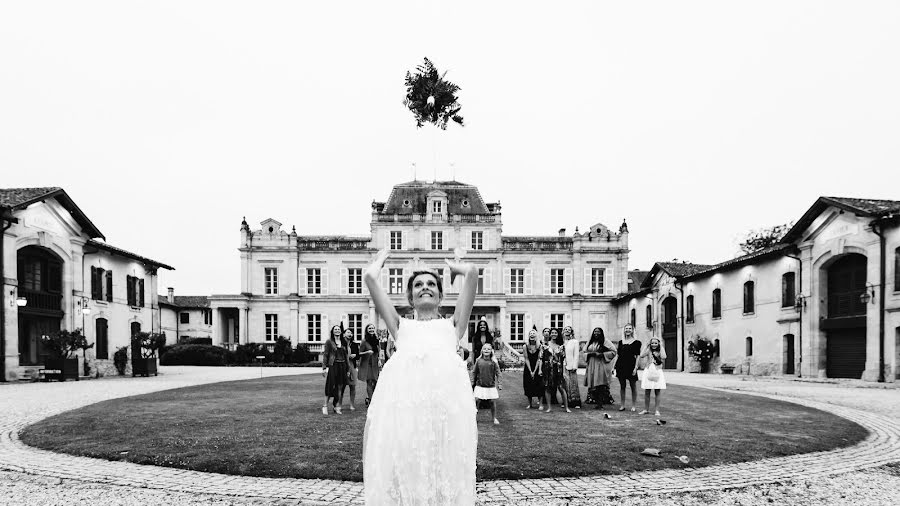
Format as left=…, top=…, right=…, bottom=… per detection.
left=402, top=199, right=411, bottom=208
left=462, top=199, right=470, bottom=208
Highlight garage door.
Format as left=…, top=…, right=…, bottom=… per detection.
left=826, top=329, right=866, bottom=379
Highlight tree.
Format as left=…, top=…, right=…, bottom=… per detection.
left=403, top=58, right=464, bottom=130
left=738, top=222, right=794, bottom=254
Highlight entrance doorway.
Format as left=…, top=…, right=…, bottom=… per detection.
left=17, top=315, right=60, bottom=365
left=783, top=334, right=795, bottom=375
left=130, top=322, right=142, bottom=359
left=661, top=296, right=677, bottom=369
left=824, top=254, right=867, bottom=379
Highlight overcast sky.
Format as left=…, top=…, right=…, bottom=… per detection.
left=2, top=1, right=898, bottom=296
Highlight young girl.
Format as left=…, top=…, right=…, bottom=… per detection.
left=362, top=248, right=478, bottom=504
left=473, top=345, right=501, bottom=424
left=639, top=337, right=667, bottom=416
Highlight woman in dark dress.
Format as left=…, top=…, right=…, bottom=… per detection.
left=522, top=327, right=544, bottom=409
left=616, top=323, right=642, bottom=411
left=322, top=325, right=349, bottom=414
left=543, top=328, right=570, bottom=413
left=357, top=323, right=381, bottom=406
left=470, top=319, right=493, bottom=364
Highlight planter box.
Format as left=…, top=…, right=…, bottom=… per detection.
left=720, top=366, right=735, bottom=375
left=43, top=358, right=80, bottom=382
left=132, top=357, right=158, bottom=377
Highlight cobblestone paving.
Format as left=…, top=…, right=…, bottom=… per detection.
left=1, top=368, right=898, bottom=505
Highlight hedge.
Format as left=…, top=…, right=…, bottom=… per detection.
left=160, top=344, right=227, bottom=366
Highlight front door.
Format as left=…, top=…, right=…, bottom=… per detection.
left=661, top=297, right=678, bottom=369
left=783, top=334, right=795, bottom=375
left=18, top=315, right=59, bottom=365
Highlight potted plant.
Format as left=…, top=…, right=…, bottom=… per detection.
left=40, top=329, right=82, bottom=381
left=131, top=332, right=166, bottom=377
left=689, top=336, right=715, bottom=373
left=720, top=363, right=736, bottom=375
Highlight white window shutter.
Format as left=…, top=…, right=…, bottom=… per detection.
left=543, top=313, right=551, bottom=330
left=341, top=268, right=348, bottom=295
left=524, top=313, right=533, bottom=333
left=585, top=268, right=594, bottom=295
left=605, top=268, right=613, bottom=296
left=564, top=268, right=573, bottom=296
left=322, top=314, right=330, bottom=339
left=485, top=268, right=492, bottom=294
left=300, top=314, right=307, bottom=341
left=543, top=268, right=550, bottom=295
left=362, top=270, right=370, bottom=295
left=564, top=313, right=572, bottom=327
left=381, top=267, right=389, bottom=292
left=341, top=314, right=349, bottom=330
left=524, top=268, right=533, bottom=295
left=321, top=268, right=329, bottom=295
left=298, top=268, right=307, bottom=295
left=504, top=268, right=511, bottom=295
left=384, top=230, right=389, bottom=249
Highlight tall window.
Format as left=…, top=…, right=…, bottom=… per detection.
left=126, top=276, right=145, bottom=307
left=550, top=313, right=565, bottom=330
left=782, top=272, right=796, bottom=308
left=347, top=314, right=363, bottom=341
left=509, top=268, right=524, bottom=294
left=743, top=281, right=755, bottom=314
left=509, top=314, right=524, bottom=342
left=180, top=312, right=189, bottom=324
left=646, top=304, right=653, bottom=328
left=95, top=318, right=108, bottom=360
left=630, top=308, right=636, bottom=327
left=203, top=309, right=212, bottom=325
left=471, top=231, right=483, bottom=250
left=105, top=270, right=112, bottom=302
left=390, top=231, right=403, bottom=250
left=432, top=201, right=442, bottom=214
left=307, top=268, right=322, bottom=295
left=265, top=268, right=278, bottom=295
left=307, top=314, right=322, bottom=341
left=549, top=268, right=564, bottom=295
left=894, top=247, right=900, bottom=291
left=91, top=266, right=105, bottom=300
left=348, top=268, right=363, bottom=295
left=265, top=314, right=278, bottom=341
left=590, top=268, right=605, bottom=295
left=686, top=295, right=695, bottom=323
left=712, top=288, right=722, bottom=319
left=388, top=268, right=404, bottom=294
left=746, top=336, right=753, bottom=356
left=477, top=268, right=485, bottom=294
left=431, top=231, right=443, bottom=250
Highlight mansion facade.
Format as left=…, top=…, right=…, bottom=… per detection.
left=209, top=180, right=629, bottom=355
left=1, top=188, right=173, bottom=381
left=614, top=197, right=900, bottom=382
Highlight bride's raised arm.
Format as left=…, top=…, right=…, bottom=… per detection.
left=364, top=248, right=400, bottom=338
left=444, top=258, right=478, bottom=343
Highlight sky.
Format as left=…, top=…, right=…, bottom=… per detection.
left=2, top=1, right=898, bottom=295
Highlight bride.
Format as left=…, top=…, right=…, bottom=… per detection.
left=362, top=248, right=479, bottom=505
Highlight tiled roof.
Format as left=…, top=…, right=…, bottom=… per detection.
left=382, top=180, right=491, bottom=214
left=680, top=244, right=794, bottom=282
left=656, top=262, right=715, bottom=278
left=87, top=239, right=174, bottom=270
left=626, top=270, right=649, bottom=291
left=823, top=197, right=900, bottom=216
left=0, top=187, right=62, bottom=208
left=159, top=296, right=209, bottom=308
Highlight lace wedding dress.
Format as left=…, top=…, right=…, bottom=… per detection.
left=363, top=318, right=477, bottom=505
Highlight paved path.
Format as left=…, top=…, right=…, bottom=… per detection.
left=1, top=368, right=898, bottom=505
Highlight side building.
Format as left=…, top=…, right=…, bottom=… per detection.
left=612, top=196, right=900, bottom=382
left=158, top=288, right=213, bottom=343
left=1, top=187, right=173, bottom=381
left=209, top=180, right=630, bottom=356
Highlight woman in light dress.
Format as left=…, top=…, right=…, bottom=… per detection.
left=362, top=248, right=479, bottom=505
left=639, top=337, right=667, bottom=416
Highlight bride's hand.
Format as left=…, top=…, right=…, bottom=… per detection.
left=443, top=257, right=474, bottom=278
left=365, top=248, right=389, bottom=280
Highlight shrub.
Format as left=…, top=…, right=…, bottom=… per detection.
left=131, top=332, right=167, bottom=358
left=160, top=344, right=227, bottom=366
left=273, top=336, right=292, bottom=363
left=291, top=343, right=316, bottom=364
left=113, top=346, right=128, bottom=375
left=179, top=337, right=213, bottom=346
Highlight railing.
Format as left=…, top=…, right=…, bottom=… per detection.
left=20, top=289, right=62, bottom=312
left=374, top=213, right=499, bottom=224
left=828, top=289, right=867, bottom=318
left=502, top=240, right=573, bottom=252
left=298, top=240, right=369, bottom=251
left=509, top=342, right=525, bottom=353
left=303, top=342, right=325, bottom=354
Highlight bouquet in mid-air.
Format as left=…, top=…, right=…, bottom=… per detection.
left=403, top=57, right=464, bottom=130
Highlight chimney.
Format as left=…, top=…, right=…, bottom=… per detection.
left=558, top=228, right=566, bottom=237
left=167, top=287, right=174, bottom=304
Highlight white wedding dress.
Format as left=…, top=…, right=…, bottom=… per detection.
left=363, top=318, right=477, bottom=505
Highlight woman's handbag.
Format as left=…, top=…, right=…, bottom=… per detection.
left=645, top=363, right=661, bottom=382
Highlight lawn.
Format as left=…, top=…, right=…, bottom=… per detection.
left=20, top=371, right=867, bottom=481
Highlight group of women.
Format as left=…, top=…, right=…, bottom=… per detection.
left=521, top=323, right=668, bottom=415
left=321, top=323, right=383, bottom=414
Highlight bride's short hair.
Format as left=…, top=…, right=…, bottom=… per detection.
left=406, top=270, right=444, bottom=305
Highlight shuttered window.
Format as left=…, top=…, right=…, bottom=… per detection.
left=686, top=295, right=694, bottom=323
left=743, top=281, right=755, bottom=314
left=782, top=273, right=796, bottom=308
left=712, top=289, right=722, bottom=319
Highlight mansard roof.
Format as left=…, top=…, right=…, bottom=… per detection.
left=626, top=270, right=649, bottom=292
left=0, top=187, right=105, bottom=239
left=782, top=196, right=900, bottom=243
left=86, top=239, right=174, bottom=270
left=380, top=180, right=491, bottom=214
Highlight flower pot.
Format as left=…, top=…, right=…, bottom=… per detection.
left=43, top=358, right=80, bottom=382
left=131, top=357, right=158, bottom=377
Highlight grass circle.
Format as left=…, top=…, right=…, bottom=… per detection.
left=20, top=371, right=867, bottom=481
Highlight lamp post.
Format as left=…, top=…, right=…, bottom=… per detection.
left=79, top=297, right=92, bottom=376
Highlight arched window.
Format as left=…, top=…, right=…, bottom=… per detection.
left=746, top=336, right=753, bottom=356
left=743, top=281, right=755, bottom=314
left=645, top=304, right=653, bottom=328
left=712, top=289, right=722, bottom=319
left=95, top=318, right=109, bottom=359
left=686, top=295, right=695, bottom=323
left=782, top=272, right=796, bottom=308
left=630, top=308, right=636, bottom=328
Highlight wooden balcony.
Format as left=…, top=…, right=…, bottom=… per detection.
left=19, top=289, right=62, bottom=314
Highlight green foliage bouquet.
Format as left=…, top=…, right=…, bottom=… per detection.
left=404, top=57, right=464, bottom=130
